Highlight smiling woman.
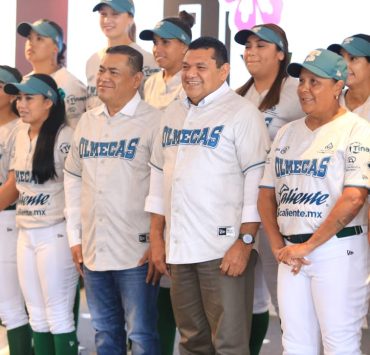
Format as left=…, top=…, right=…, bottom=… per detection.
left=3, top=74, right=79, bottom=355
left=233, top=23, right=304, bottom=355
left=139, top=11, right=194, bottom=111
left=258, top=49, right=370, bottom=355
left=17, top=19, right=86, bottom=129
left=0, top=65, right=33, bottom=355
left=86, top=0, right=159, bottom=110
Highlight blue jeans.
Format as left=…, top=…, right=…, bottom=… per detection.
left=83, top=264, right=160, bottom=355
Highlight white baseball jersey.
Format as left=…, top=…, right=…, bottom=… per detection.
left=86, top=43, right=160, bottom=110
left=260, top=111, right=370, bottom=236
left=149, top=83, right=270, bottom=264
left=10, top=124, right=73, bottom=229
left=51, top=67, right=87, bottom=129
left=244, top=76, right=305, bottom=140
left=64, top=92, right=161, bottom=271
left=144, top=70, right=185, bottom=110
left=0, top=119, right=21, bottom=188
left=340, top=91, right=370, bottom=121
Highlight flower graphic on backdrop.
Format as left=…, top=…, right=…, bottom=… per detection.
left=223, top=0, right=283, bottom=29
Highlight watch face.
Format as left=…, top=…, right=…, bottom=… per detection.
left=242, top=234, right=254, bottom=244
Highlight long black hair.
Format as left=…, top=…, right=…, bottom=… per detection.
left=31, top=74, right=66, bottom=184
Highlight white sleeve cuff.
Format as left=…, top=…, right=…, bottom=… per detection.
left=242, top=165, right=263, bottom=222
left=241, top=204, right=261, bottom=223
left=63, top=170, right=82, bottom=247
left=144, top=167, right=165, bottom=215
left=67, top=229, right=82, bottom=248
left=144, top=195, right=165, bottom=215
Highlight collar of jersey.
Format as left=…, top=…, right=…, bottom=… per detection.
left=184, top=82, right=229, bottom=108
left=100, top=91, right=141, bottom=118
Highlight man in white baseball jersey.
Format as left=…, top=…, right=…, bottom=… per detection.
left=146, top=37, right=270, bottom=354
left=64, top=45, right=161, bottom=355
left=86, top=0, right=159, bottom=110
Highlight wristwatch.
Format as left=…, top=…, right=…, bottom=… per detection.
left=238, top=233, right=255, bottom=245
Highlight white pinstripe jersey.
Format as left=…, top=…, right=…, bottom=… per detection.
left=244, top=76, right=304, bottom=140
left=0, top=119, right=20, bottom=186
left=10, top=125, right=73, bottom=229
left=260, top=111, right=370, bottom=236
left=144, top=70, right=184, bottom=110
left=150, top=83, right=270, bottom=264
left=340, top=91, right=370, bottom=121
left=64, top=93, right=161, bottom=271
left=51, top=67, right=87, bottom=129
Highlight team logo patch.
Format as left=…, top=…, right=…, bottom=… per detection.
left=59, top=142, right=71, bottom=154
left=343, top=37, right=354, bottom=44
left=305, top=50, right=322, bottom=62
left=349, top=142, right=370, bottom=154
left=265, top=117, right=273, bottom=127
left=217, top=226, right=235, bottom=237
left=138, top=233, right=150, bottom=243
left=347, top=156, right=356, bottom=163
left=277, top=184, right=329, bottom=206
left=318, top=142, right=334, bottom=153
left=280, top=146, right=289, bottom=154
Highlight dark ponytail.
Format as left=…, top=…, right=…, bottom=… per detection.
left=31, top=74, right=66, bottom=184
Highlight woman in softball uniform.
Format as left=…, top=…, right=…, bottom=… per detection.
left=0, top=66, right=32, bottom=355
left=4, top=74, right=79, bottom=355
left=140, top=11, right=194, bottom=110
left=258, top=49, right=370, bottom=354
left=86, top=0, right=159, bottom=110
left=328, top=33, right=370, bottom=329
left=234, top=23, right=304, bottom=354
left=17, top=19, right=86, bottom=129
left=328, top=34, right=370, bottom=120
left=139, top=11, right=193, bottom=355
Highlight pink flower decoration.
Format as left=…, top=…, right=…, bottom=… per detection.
left=224, top=0, right=283, bottom=29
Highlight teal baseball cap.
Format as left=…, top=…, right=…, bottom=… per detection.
left=139, top=20, right=191, bottom=45
left=17, top=20, right=64, bottom=54
left=234, top=25, right=285, bottom=51
left=4, top=75, right=58, bottom=104
left=93, top=0, right=135, bottom=16
left=327, top=35, right=370, bottom=57
left=0, top=68, right=20, bottom=84
left=287, top=49, right=348, bottom=82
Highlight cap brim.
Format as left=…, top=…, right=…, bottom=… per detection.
left=139, top=30, right=154, bottom=41
left=287, top=62, right=333, bottom=79
left=17, top=23, right=33, bottom=37
left=234, top=30, right=255, bottom=45
left=17, top=22, right=53, bottom=39
left=287, top=63, right=303, bottom=78
left=327, top=44, right=342, bottom=55
left=93, top=2, right=125, bottom=12
left=4, top=82, right=40, bottom=96
left=93, top=3, right=104, bottom=11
